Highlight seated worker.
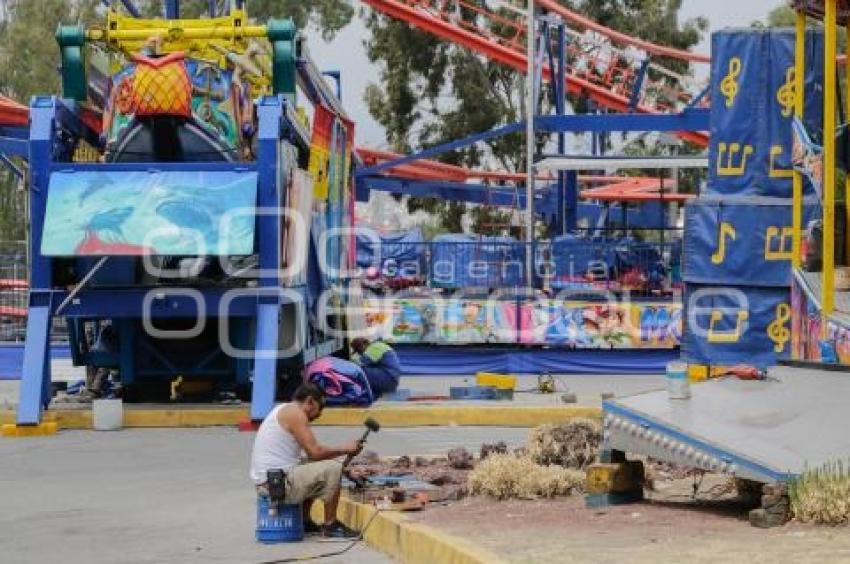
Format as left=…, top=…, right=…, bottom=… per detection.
left=249, top=383, right=363, bottom=538
left=350, top=338, right=402, bottom=398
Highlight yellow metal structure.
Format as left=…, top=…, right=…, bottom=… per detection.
left=823, top=0, right=837, bottom=329
left=88, top=9, right=272, bottom=90
left=792, top=11, right=806, bottom=269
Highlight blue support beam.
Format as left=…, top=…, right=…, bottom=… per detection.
left=165, top=0, right=180, bottom=19
left=322, top=71, right=342, bottom=101
left=120, top=0, right=142, bottom=18
left=357, top=111, right=708, bottom=180
left=251, top=302, right=281, bottom=420
left=358, top=175, right=557, bottom=213
left=536, top=110, right=710, bottom=134
left=0, top=153, right=23, bottom=179
left=357, top=122, right=525, bottom=177
left=0, top=137, right=28, bottom=158
left=16, top=295, right=52, bottom=425
left=250, top=97, right=285, bottom=419
left=565, top=170, right=578, bottom=231
left=629, top=58, right=651, bottom=112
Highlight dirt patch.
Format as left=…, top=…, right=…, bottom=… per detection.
left=411, top=477, right=850, bottom=563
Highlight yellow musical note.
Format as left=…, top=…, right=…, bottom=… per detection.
left=720, top=57, right=742, bottom=108
left=768, top=145, right=793, bottom=179
left=707, top=310, right=749, bottom=343
left=767, top=303, right=791, bottom=353
left=717, top=142, right=754, bottom=176
left=711, top=222, right=736, bottom=265
left=764, top=226, right=794, bottom=261
left=776, top=67, right=795, bottom=118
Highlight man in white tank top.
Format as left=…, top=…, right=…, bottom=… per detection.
left=250, top=383, right=363, bottom=537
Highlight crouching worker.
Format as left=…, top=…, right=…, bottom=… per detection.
left=250, top=383, right=364, bottom=538
left=350, top=338, right=402, bottom=398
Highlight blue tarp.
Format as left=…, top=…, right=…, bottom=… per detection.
left=0, top=344, right=71, bottom=380
left=683, top=196, right=820, bottom=287
left=356, top=228, right=426, bottom=279
left=429, top=234, right=525, bottom=288
left=393, top=346, right=676, bottom=375
left=681, top=283, right=790, bottom=367
left=708, top=29, right=823, bottom=197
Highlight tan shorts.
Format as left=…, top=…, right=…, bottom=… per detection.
left=256, top=460, right=343, bottom=504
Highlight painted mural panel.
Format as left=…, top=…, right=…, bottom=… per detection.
left=41, top=170, right=257, bottom=256
left=363, top=297, right=681, bottom=348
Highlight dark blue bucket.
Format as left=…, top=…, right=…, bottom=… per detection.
left=256, top=496, right=304, bottom=543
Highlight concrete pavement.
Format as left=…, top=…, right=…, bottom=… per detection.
left=0, top=426, right=538, bottom=563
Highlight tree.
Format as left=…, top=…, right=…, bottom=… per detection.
left=0, top=1, right=102, bottom=243
left=138, top=1, right=353, bottom=40
left=362, top=0, right=706, bottom=234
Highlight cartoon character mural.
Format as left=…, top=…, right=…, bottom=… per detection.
left=363, top=298, right=682, bottom=348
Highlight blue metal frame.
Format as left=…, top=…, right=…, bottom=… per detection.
left=164, top=0, right=180, bottom=19
left=16, top=92, right=350, bottom=424
left=357, top=111, right=709, bottom=180
left=604, top=400, right=795, bottom=482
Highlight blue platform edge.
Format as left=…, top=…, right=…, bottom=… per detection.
left=603, top=399, right=796, bottom=483
left=395, top=346, right=677, bottom=375
left=0, top=344, right=676, bottom=380
left=0, top=343, right=70, bottom=380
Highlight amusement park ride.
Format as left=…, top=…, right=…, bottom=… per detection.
left=3, top=0, right=850, bottom=485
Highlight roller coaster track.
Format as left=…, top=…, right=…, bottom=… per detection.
left=360, top=0, right=710, bottom=146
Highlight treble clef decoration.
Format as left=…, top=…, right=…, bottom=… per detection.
left=767, top=303, right=791, bottom=353
left=776, top=67, right=795, bottom=118
left=720, top=57, right=742, bottom=108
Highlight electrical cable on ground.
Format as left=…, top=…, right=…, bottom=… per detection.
left=258, top=508, right=383, bottom=564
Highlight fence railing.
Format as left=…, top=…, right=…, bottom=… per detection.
left=357, top=233, right=683, bottom=295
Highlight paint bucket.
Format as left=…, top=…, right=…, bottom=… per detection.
left=92, top=399, right=123, bottom=430
left=666, top=361, right=690, bottom=400
left=256, top=497, right=304, bottom=543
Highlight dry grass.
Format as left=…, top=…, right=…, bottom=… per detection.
left=468, top=453, right=585, bottom=500
left=527, top=419, right=602, bottom=470
left=790, top=460, right=850, bottom=525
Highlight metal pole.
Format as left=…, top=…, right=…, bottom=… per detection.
left=557, top=23, right=567, bottom=235
left=792, top=11, right=805, bottom=269
left=525, top=0, right=535, bottom=286
left=824, top=0, right=837, bottom=325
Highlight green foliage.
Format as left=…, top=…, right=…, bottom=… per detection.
left=765, top=5, right=796, bottom=27
left=142, top=0, right=354, bottom=40
left=790, top=460, right=850, bottom=524
left=363, top=0, right=706, bottom=233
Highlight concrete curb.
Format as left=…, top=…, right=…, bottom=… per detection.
left=312, top=497, right=507, bottom=564
left=0, top=405, right=600, bottom=432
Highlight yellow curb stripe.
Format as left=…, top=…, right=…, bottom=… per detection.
left=1, top=405, right=600, bottom=431
left=315, top=405, right=601, bottom=427
left=312, top=497, right=507, bottom=564
left=1, top=422, right=58, bottom=437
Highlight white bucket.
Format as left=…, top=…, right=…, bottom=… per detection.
left=666, top=361, right=690, bottom=400
left=92, top=399, right=124, bottom=431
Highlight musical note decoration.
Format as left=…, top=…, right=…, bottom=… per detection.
left=711, top=222, right=736, bottom=265
left=767, top=303, right=791, bottom=353
left=720, top=57, right=742, bottom=108
left=776, top=67, right=795, bottom=118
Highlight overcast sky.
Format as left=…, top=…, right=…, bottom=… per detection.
left=303, top=0, right=785, bottom=148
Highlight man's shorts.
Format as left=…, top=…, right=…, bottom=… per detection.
left=256, top=460, right=343, bottom=504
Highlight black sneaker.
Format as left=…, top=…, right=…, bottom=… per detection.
left=304, top=519, right=322, bottom=535
left=321, top=520, right=359, bottom=538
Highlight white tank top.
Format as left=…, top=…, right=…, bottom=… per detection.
left=249, top=403, right=304, bottom=484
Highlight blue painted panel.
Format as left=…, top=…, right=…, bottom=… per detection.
left=683, top=196, right=819, bottom=287
left=41, top=170, right=257, bottom=256
left=708, top=29, right=823, bottom=197
left=681, top=283, right=791, bottom=367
